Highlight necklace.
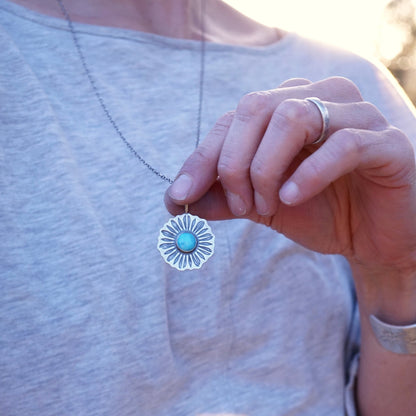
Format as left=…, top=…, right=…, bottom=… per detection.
left=57, top=0, right=215, bottom=271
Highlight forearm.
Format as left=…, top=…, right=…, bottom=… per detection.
left=352, top=263, right=416, bottom=416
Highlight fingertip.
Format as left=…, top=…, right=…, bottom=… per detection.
left=167, top=173, right=193, bottom=202
left=254, top=192, right=270, bottom=216
left=279, top=181, right=301, bottom=205
left=225, top=191, right=248, bottom=217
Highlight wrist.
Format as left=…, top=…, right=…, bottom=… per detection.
left=350, top=262, right=416, bottom=325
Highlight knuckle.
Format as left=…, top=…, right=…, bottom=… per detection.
left=279, top=78, right=312, bottom=88
left=358, top=101, right=388, bottom=130
left=217, top=153, right=247, bottom=183
left=386, top=127, right=414, bottom=156
left=220, top=110, right=236, bottom=125
left=388, top=126, right=410, bottom=143
left=379, top=128, right=416, bottom=184
left=272, top=99, right=308, bottom=131
left=324, top=76, right=363, bottom=101
left=250, top=161, right=275, bottom=193
left=307, top=134, right=358, bottom=181
left=303, top=155, right=324, bottom=184
left=180, top=145, right=213, bottom=174
left=236, top=90, right=273, bottom=119
left=191, top=146, right=214, bottom=166
left=332, top=128, right=361, bottom=155
left=250, top=159, right=268, bottom=183
left=210, top=112, right=234, bottom=138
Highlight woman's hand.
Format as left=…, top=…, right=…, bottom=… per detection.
left=165, top=77, right=416, bottom=274
left=165, top=76, right=416, bottom=416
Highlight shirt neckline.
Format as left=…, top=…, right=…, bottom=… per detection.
left=0, top=0, right=299, bottom=54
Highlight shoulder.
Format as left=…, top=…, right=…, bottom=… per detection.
left=287, top=34, right=416, bottom=136
left=206, top=1, right=284, bottom=46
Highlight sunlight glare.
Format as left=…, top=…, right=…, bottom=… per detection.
left=223, top=0, right=392, bottom=57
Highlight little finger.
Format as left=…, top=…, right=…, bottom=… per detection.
left=278, top=127, right=404, bottom=206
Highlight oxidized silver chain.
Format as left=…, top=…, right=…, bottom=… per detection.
left=56, top=0, right=206, bottom=184
left=56, top=0, right=215, bottom=271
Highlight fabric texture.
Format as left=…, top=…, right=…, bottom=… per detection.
left=1, top=1, right=416, bottom=415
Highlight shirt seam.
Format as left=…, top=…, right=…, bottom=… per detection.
left=0, top=1, right=297, bottom=55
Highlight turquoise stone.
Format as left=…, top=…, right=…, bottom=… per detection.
left=176, top=231, right=197, bottom=253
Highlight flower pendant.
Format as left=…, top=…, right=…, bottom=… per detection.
left=158, top=213, right=215, bottom=271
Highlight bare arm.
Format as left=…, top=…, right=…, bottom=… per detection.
left=353, top=264, right=416, bottom=416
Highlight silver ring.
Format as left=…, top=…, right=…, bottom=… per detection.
left=305, top=97, right=330, bottom=145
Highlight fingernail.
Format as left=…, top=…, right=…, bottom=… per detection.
left=227, top=192, right=247, bottom=216
left=169, top=174, right=193, bottom=201
left=279, top=181, right=300, bottom=205
left=255, top=192, right=270, bottom=216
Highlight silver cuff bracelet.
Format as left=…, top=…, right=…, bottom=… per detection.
left=370, top=314, right=416, bottom=355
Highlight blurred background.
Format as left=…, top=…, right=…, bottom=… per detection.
left=224, top=0, right=416, bottom=104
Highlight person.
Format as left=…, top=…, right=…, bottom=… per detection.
left=1, top=0, right=415, bottom=415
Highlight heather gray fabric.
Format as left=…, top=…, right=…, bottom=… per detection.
left=1, top=1, right=415, bottom=415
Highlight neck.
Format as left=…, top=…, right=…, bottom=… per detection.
left=12, top=0, right=204, bottom=39
left=64, top=0, right=205, bottom=40
left=9, top=0, right=282, bottom=46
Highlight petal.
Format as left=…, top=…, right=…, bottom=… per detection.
left=171, top=221, right=181, bottom=233
left=163, top=246, right=177, bottom=255
left=198, top=233, right=213, bottom=241
left=193, top=220, right=205, bottom=233
left=166, top=224, right=177, bottom=235
left=161, top=230, right=175, bottom=239
left=159, top=243, right=175, bottom=250
left=177, top=217, right=184, bottom=230
left=191, top=253, right=200, bottom=267
left=198, top=246, right=212, bottom=255
left=190, top=217, right=196, bottom=231
left=173, top=252, right=182, bottom=265
left=184, top=214, right=190, bottom=229
left=167, top=250, right=179, bottom=262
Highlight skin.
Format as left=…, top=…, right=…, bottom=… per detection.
left=9, top=0, right=416, bottom=414
left=166, top=77, right=416, bottom=416
left=9, top=0, right=282, bottom=45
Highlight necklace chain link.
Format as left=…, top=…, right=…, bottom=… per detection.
left=57, top=0, right=206, bottom=184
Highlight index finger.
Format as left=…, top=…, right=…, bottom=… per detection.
left=166, top=111, right=234, bottom=205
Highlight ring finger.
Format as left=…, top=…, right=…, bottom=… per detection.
left=250, top=98, right=388, bottom=216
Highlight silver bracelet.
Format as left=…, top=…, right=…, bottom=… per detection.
left=370, top=314, right=416, bottom=354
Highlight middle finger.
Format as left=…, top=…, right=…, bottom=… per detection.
left=217, top=85, right=315, bottom=216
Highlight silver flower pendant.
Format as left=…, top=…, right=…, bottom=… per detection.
left=158, top=213, right=215, bottom=271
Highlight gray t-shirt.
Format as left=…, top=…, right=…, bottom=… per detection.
left=1, top=1, right=416, bottom=415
